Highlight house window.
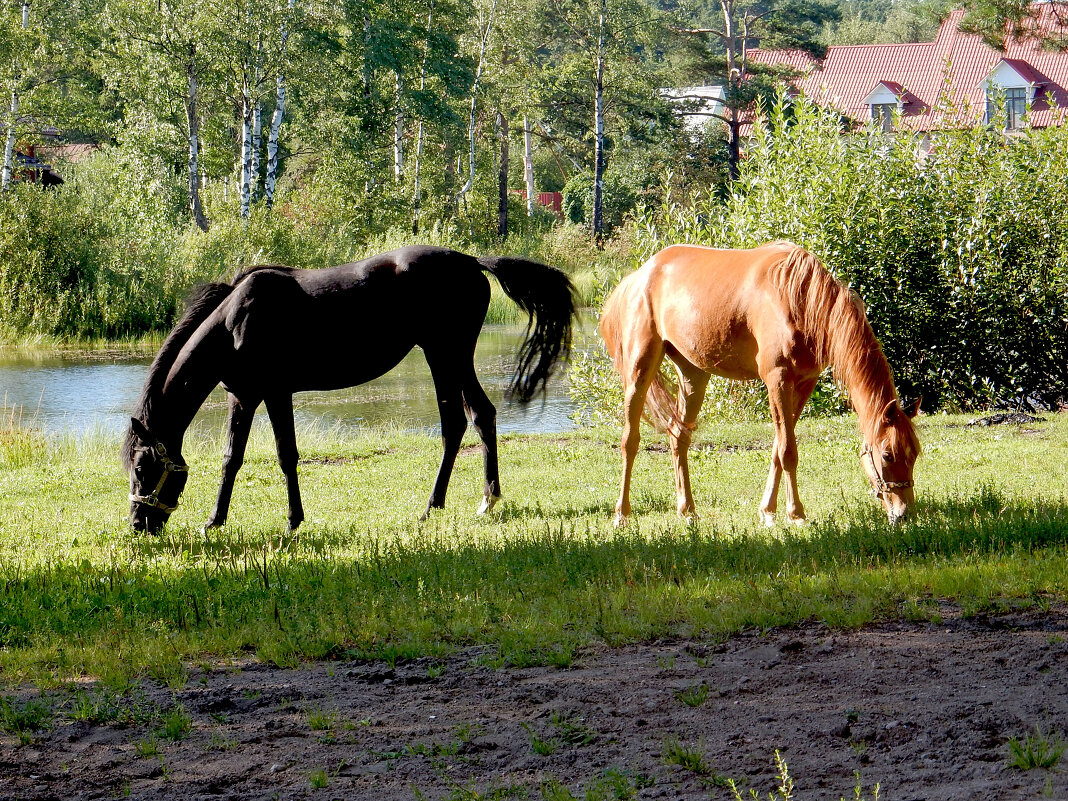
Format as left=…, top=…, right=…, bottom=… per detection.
left=871, top=103, right=896, bottom=131
left=986, top=86, right=1028, bottom=130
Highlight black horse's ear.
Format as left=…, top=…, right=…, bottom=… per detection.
left=130, top=417, right=152, bottom=442
left=906, top=396, right=922, bottom=418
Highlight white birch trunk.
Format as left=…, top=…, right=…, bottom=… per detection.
left=456, top=0, right=496, bottom=200
left=186, top=45, right=208, bottom=231
left=240, top=87, right=252, bottom=218
left=250, top=93, right=262, bottom=202
left=591, top=0, right=606, bottom=235
left=264, top=0, right=294, bottom=208
left=412, top=0, right=435, bottom=232
left=2, top=1, right=29, bottom=192
left=523, top=115, right=534, bottom=216
left=394, top=72, right=404, bottom=182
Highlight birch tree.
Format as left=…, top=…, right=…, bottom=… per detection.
left=538, top=0, right=668, bottom=235
left=264, top=0, right=295, bottom=208
left=105, top=0, right=222, bottom=230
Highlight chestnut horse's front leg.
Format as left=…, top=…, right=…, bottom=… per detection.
left=265, top=394, right=304, bottom=532
left=760, top=373, right=817, bottom=525
left=204, top=393, right=259, bottom=531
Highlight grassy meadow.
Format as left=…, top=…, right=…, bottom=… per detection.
left=1, top=411, right=1067, bottom=689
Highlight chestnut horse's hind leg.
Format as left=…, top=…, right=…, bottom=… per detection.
left=204, top=393, right=260, bottom=531
left=461, top=369, right=501, bottom=515
left=667, top=356, right=710, bottom=518
left=265, top=394, right=304, bottom=532
left=759, top=374, right=817, bottom=526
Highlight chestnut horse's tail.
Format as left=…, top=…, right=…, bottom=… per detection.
left=600, top=274, right=680, bottom=433
left=477, top=256, right=578, bottom=402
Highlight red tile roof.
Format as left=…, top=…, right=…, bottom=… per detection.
left=746, top=5, right=1068, bottom=130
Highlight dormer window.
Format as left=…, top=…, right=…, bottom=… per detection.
left=861, top=82, right=908, bottom=132
left=981, top=59, right=1041, bottom=131
left=985, top=86, right=1028, bottom=129
left=871, top=103, right=896, bottom=131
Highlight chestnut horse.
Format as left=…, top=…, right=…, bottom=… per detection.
left=122, top=246, right=576, bottom=533
left=600, top=242, right=920, bottom=526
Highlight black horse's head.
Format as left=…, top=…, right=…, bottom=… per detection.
left=123, top=417, right=188, bottom=533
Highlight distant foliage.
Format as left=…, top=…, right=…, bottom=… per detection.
left=610, top=95, right=1067, bottom=416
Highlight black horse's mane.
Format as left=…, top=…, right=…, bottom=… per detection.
left=121, top=266, right=290, bottom=468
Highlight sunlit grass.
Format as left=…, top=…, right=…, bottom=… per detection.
left=0, top=412, right=1066, bottom=687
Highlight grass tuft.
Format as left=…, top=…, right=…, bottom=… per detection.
left=1007, top=726, right=1066, bottom=770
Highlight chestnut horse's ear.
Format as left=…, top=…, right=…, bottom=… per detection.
left=130, top=417, right=152, bottom=442
left=880, top=399, right=900, bottom=424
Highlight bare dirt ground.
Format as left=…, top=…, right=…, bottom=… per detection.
left=3, top=604, right=1067, bottom=801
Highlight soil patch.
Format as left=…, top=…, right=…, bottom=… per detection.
left=3, top=607, right=1067, bottom=800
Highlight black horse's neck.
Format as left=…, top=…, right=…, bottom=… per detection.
left=124, top=283, right=234, bottom=469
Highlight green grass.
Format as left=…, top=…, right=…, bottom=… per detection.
left=0, top=413, right=1067, bottom=687
left=1007, top=726, right=1066, bottom=770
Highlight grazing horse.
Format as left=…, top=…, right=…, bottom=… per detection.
left=122, top=245, right=576, bottom=533
left=600, top=242, right=920, bottom=527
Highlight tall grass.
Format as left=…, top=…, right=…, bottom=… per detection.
left=1, top=409, right=1066, bottom=686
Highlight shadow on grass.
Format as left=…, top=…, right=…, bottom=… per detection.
left=2, top=485, right=1067, bottom=677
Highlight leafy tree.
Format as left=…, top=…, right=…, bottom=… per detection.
left=960, top=0, right=1068, bottom=50
left=535, top=0, right=672, bottom=235
left=674, top=0, right=840, bottom=178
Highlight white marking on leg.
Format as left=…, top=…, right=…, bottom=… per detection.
left=477, top=492, right=502, bottom=515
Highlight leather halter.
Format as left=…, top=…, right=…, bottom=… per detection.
left=129, top=440, right=188, bottom=514
left=861, top=445, right=913, bottom=497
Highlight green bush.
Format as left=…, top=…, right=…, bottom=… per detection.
left=0, top=149, right=188, bottom=340
left=576, top=93, right=1068, bottom=419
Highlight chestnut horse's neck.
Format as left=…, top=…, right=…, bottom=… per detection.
left=770, top=247, right=902, bottom=446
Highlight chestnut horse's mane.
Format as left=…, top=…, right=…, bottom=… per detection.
left=768, top=246, right=920, bottom=457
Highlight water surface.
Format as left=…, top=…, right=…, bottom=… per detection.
left=0, top=327, right=577, bottom=437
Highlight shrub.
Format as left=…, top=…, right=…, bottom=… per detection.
left=573, top=93, right=1068, bottom=421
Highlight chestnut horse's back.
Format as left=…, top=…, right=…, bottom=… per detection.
left=600, top=241, right=919, bottom=527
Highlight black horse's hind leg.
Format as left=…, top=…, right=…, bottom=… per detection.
left=204, top=393, right=259, bottom=531
left=422, top=349, right=468, bottom=520
left=265, top=394, right=304, bottom=531
left=462, top=368, right=501, bottom=514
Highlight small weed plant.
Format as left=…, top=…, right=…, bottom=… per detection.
left=1008, top=726, right=1066, bottom=770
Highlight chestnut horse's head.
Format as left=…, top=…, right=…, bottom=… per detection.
left=123, top=417, right=188, bottom=533
left=861, top=399, right=921, bottom=524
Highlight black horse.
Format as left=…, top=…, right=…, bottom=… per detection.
left=122, top=245, right=577, bottom=533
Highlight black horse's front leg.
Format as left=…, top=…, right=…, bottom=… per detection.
left=204, top=393, right=259, bottom=530
left=265, top=394, right=304, bottom=531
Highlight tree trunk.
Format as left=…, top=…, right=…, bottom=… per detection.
left=523, top=115, right=535, bottom=216
left=186, top=46, right=209, bottom=231
left=394, top=72, right=404, bottom=182
left=264, top=0, right=294, bottom=209
left=2, top=1, right=29, bottom=192
left=240, top=84, right=253, bottom=219
left=250, top=92, right=262, bottom=202
left=456, top=0, right=496, bottom=201
left=592, top=0, right=606, bottom=237
left=497, top=110, right=508, bottom=238
left=411, top=0, right=435, bottom=234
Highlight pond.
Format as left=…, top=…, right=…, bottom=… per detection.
left=0, top=326, right=579, bottom=437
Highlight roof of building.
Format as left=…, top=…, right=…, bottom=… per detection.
left=746, top=5, right=1068, bottom=129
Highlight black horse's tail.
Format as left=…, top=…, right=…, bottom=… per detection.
left=477, top=256, right=578, bottom=402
